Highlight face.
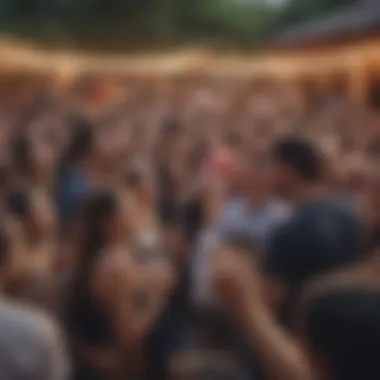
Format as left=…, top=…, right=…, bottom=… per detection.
left=242, top=159, right=273, bottom=197
left=271, top=160, right=296, bottom=199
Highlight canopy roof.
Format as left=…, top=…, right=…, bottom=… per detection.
left=277, top=0, right=380, bottom=45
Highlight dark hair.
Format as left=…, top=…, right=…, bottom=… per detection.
left=64, top=116, right=94, bottom=165
left=0, top=157, right=11, bottom=192
left=305, top=288, right=380, bottom=380
left=10, top=134, right=32, bottom=177
left=0, top=226, right=10, bottom=269
left=6, top=188, right=31, bottom=219
left=272, top=136, right=321, bottom=181
left=78, top=190, right=118, bottom=270
left=182, top=197, right=205, bottom=245
left=67, top=190, right=118, bottom=337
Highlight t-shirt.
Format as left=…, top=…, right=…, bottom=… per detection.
left=218, top=198, right=290, bottom=251
left=264, top=197, right=365, bottom=324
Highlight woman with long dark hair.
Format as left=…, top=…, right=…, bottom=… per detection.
left=66, top=186, right=172, bottom=380
left=65, top=189, right=125, bottom=380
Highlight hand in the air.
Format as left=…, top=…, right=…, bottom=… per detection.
left=211, top=244, right=261, bottom=318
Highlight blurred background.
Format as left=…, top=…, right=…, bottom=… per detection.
left=0, top=1, right=380, bottom=380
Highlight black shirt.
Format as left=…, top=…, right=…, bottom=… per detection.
left=305, top=287, right=380, bottom=380
left=264, top=197, right=365, bottom=324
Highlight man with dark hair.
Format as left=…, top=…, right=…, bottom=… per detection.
left=303, top=287, right=380, bottom=380
left=263, top=136, right=365, bottom=323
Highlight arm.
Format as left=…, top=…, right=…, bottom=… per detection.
left=212, top=245, right=314, bottom=380
left=241, top=299, right=313, bottom=380
left=261, top=225, right=304, bottom=314
left=122, top=260, right=176, bottom=344
left=93, top=252, right=172, bottom=350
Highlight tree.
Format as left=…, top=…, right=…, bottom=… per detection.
left=0, top=0, right=360, bottom=50
left=271, top=0, right=357, bottom=33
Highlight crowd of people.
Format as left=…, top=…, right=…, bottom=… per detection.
left=0, top=74, right=379, bottom=380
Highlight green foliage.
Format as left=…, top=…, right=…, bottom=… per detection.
left=0, top=0, right=359, bottom=50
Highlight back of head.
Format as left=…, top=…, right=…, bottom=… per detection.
left=272, top=136, right=322, bottom=182
left=0, top=302, right=68, bottom=380
left=304, top=287, right=380, bottom=380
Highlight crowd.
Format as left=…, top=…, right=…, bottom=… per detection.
left=0, top=74, right=379, bottom=380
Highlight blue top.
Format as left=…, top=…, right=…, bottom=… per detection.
left=56, top=166, right=90, bottom=226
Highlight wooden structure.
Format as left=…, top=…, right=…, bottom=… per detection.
left=1, top=0, right=380, bottom=106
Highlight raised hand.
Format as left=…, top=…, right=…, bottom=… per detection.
left=211, top=244, right=261, bottom=318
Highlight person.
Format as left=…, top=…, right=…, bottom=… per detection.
left=301, top=287, right=380, bottom=380
left=0, top=223, right=68, bottom=380
left=55, top=117, right=95, bottom=232
left=4, top=188, right=56, bottom=309
left=217, top=155, right=289, bottom=253
left=211, top=243, right=380, bottom=380
left=121, top=163, right=179, bottom=379
left=211, top=244, right=312, bottom=380
left=67, top=188, right=174, bottom=380
left=122, top=161, right=161, bottom=258
left=65, top=189, right=131, bottom=380
left=363, top=167, right=380, bottom=253
left=0, top=301, right=69, bottom=380
left=263, top=136, right=365, bottom=322
left=296, top=251, right=380, bottom=380
left=9, top=112, right=56, bottom=188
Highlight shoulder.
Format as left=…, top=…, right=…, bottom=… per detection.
left=0, top=301, right=68, bottom=376
left=0, top=300, right=53, bottom=326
